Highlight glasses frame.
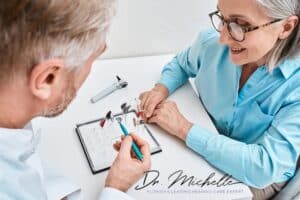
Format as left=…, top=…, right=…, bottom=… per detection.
left=209, top=10, right=281, bottom=42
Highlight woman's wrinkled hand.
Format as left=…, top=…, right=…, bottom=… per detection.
left=148, top=101, right=193, bottom=141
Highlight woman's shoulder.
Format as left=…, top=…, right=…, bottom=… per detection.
left=194, top=28, right=220, bottom=47
left=274, top=57, right=300, bottom=102
left=190, top=28, right=229, bottom=63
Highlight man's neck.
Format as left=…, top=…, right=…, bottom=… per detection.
left=0, top=88, right=35, bottom=129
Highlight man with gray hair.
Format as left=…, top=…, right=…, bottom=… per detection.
left=0, top=0, right=150, bottom=199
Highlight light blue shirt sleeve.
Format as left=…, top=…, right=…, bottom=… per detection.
left=186, top=100, right=300, bottom=188
left=99, top=187, right=134, bottom=200
left=158, top=29, right=217, bottom=94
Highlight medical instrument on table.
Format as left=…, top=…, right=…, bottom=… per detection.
left=90, top=75, right=128, bottom=103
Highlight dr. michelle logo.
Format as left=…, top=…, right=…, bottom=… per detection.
left=134, top=169, right=242, bottom=191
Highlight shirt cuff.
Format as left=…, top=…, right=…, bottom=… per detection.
left=185, top=124, right=214, bottom=155
left=157, top=79, right=177, bottom=95
left=98, top=187, right=134, bottom=200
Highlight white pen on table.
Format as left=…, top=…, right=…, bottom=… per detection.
left=90, top=75, right=128, bottom=103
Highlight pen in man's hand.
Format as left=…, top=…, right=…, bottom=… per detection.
left=116, top=117, right=143, bottom=161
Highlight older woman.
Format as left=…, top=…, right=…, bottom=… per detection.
left=140, top=0, right=300, bottom=199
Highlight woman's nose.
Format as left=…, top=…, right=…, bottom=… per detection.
left=219, top=25, right=233, bottom=45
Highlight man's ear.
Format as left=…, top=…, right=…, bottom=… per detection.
left=29, top=59, right=64, bottom=100
left=279, top=15, right=299, bottom=40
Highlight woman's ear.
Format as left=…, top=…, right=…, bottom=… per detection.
left=29, top=59, right=64, bottom=100
left=279, top=15, right=299, bottom=40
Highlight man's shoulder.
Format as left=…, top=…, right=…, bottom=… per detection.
left=0, top=128, right=46, bottom=199
left=0, top=152, right=47, bottom=199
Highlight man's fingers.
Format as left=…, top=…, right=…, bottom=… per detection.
left=113, top=141, right=122, bottom=151
left=130, top=149, right=136, bottom=158
left=119, top=136, right=133, bottom=157
left=140, top=142, right=151, bottom=158
left=130, top=133, right=147, bottom=147
left=130, top=134, right=150, bottom=155
left=129, top=134, right=151, bottom=161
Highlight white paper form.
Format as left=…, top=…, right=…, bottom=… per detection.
left=76, top=111, right=161, bottom=174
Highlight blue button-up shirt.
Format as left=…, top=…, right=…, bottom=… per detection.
left=159, top=29, right=300, bottom=188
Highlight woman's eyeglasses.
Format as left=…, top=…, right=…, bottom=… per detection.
left=209, top=10, right=281, bottom=42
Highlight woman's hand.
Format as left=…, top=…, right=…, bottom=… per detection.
left=148, top=101, right=193, bottom=141
left=139, top=84, right=169, bottom=119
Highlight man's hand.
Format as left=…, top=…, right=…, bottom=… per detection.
left=139, top=84, right=169, bottom=119
left=105, top=134, right=151, bottom=192
left=148, top=101, right=193, bottom=141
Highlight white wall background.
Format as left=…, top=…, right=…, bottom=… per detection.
left=102, top=0, right=218, bottom=59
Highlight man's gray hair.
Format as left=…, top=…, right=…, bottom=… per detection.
left=256, top=0, right=300, bottom=70
left=0, top=0, right=115, bottom=83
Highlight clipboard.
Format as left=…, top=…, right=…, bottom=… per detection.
left=76, top=110, right=162, bottom=174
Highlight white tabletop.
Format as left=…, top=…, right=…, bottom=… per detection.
left=32, top=55, right=252, bottom=200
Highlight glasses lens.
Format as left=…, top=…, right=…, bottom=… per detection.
left=229, top=22, right=244, bottom=41
left=211, top=14, right=223, bottom=32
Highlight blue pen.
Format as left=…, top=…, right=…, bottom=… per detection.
left=116, top=117, right=143, bottom=161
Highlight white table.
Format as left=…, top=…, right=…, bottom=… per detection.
left=32, top=55, right=252, bottom=200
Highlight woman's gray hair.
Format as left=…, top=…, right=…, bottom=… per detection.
left=256, top=0, right=300, bottom=71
